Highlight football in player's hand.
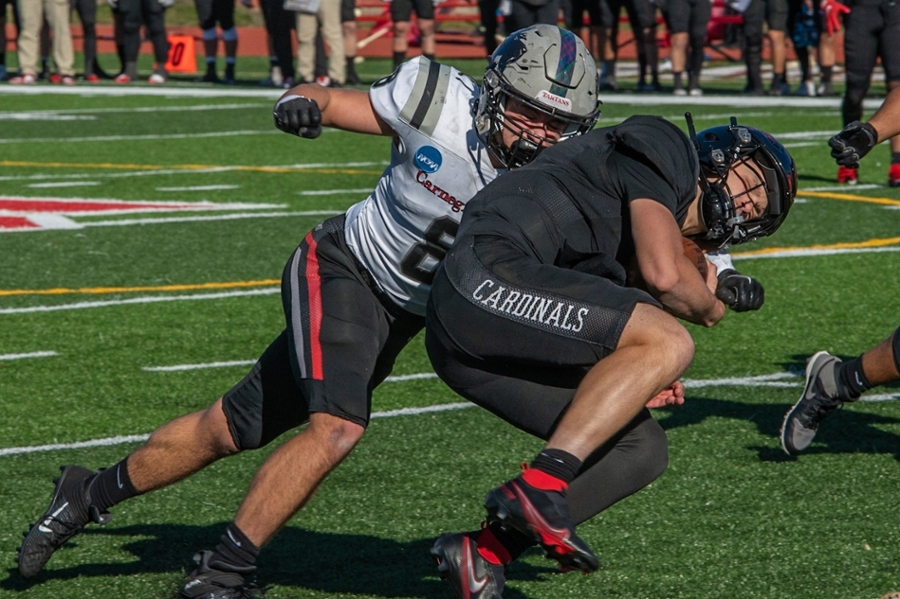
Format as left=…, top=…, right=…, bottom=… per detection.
left=682, top=237, right=708, bottom=279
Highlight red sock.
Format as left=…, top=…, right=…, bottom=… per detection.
left=521, top=466, right=568, bottom=493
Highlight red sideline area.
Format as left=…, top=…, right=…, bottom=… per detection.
left=3, top=2, right=843, bottom=62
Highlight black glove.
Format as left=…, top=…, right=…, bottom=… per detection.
left=273, top=95, right=322, bottom=139
left=828, top=121, right=878, bottom=169
left=715, top=269, right=764, bottom=312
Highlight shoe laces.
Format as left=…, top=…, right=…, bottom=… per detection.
left=799, top=393, right=843, bottom=429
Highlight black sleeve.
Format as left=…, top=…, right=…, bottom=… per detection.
left=607, top=150, right=680, bottom=217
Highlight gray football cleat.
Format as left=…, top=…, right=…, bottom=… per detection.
left=780, top=351, right=844, bottom=455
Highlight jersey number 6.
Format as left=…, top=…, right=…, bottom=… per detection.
left=400, top=216, right=459, bottom=285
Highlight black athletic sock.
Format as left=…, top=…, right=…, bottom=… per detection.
left=392, top=51, right=405, bottom=70
left=529, top=448, right=582, bottom=485
left=837, top=357, right=870, bottom=400
left=673, top=71, right=683, bottom=89
left=210, top=523, right=260, bottom=572
left=479, top=521, right=536, bottom=563
left=423, top=53, right=435, bottom=61
left=820, top=65, right=833, bottom=83
left=91, top=459, right=140, bottom=511
left=891, top=152, right=900, bottom=165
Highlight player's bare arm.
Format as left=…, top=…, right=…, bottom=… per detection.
left=275, top=85, right=393, bottom=138
left=630, top=198, right=725, bottom=327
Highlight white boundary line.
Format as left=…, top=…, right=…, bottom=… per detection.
left=2, top=370, right=896, bottom=457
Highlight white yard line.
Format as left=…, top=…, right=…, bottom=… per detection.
left=79, top=210, right=341, bottom=228
left=0, top=161, right=387, bottom=183
left=0, top=351, right=57, bottom=361
left=157, top=185, right=240, bottom=191
left=1, top=369, right=894, bottom=457
left=0, top=102, right=269, bottom=118
left=298, top=189, right=373, bottom=196
left=0, top=129, right=279, bottom=144
left=144, top=360, right=258, bottom=372
left=27, top=181, right=100, bottom=188
left=0, top=288, right=280, bottom=314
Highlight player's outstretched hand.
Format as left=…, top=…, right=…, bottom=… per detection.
left=646, top=381, right=685, bottom=409
left=274, top=95, right=323, bottom=139
left=828, top=120, right=878, bottom=169
left=715, top=269, right=764, bottom=312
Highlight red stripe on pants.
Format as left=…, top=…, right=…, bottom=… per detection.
left=304, top=232, right=324, bottom=380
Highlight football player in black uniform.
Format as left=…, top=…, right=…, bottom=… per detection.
left=780, top=85, right=900, bottom=456
left=835, top=0, right=900, bottom=185
left=427, top=115, right=796, bottom=599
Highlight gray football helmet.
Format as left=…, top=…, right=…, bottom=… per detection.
left=475, top=25, right=601, bottom=168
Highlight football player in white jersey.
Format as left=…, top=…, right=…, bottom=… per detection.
left=16, top=25, right=600, bottom=599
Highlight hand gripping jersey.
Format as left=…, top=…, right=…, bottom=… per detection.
left=344, top=57, right=501, bottom=316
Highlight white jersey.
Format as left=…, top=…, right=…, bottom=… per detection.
left=344, top=58, right=501, bottom=316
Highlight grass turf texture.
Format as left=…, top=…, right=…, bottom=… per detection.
left=1, top=86, right=899, bottom=599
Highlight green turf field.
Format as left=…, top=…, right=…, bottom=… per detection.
left=1, top=71, right=899, bottom=599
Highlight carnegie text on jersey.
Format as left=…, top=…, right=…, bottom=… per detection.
left=416, top=170, right=466, bottom=213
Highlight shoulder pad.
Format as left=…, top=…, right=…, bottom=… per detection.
left=398, top=58, right=454, bottom=137
left=609, top=115, right=700, bottom=183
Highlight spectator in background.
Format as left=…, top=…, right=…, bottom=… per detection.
left=194, top=0, right=240, bottom=83
left=742, top=0, right=789, bottom=95
left=111, top=0, right=171, bottom=84
left=257, top=0, right=294, bottom=87
left=813, top=0, right=845, bottom=96
left=608, top=0, right=661, bottom=92
left=662, top=0, right=711, bottom=95
left=390, top=0, right=435, bottom=70
left=342, top=0, right=361, bottom=84
left=70, top=0, right=101, bottom=81
left=787, top=0, right=817, bottom=95
left=564, top=0, right=613, bottom=73
left=835, top=0, right=900, bottom=185
left=479, top=0, right=501, bottom=56
left=0, top=0, right=19, bottom=80
left=505, top=0, right=560, bottom=42
left=296, top=0, right=344, bottom=86
left=786, top=0, right=841, bottom=96
left=10, top=0, right=75, bottom=83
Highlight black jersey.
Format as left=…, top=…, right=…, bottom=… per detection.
left=443, top=115, right=699, bottom=293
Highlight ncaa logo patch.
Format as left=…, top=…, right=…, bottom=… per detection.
left=414, top=146, right=442, bottom=174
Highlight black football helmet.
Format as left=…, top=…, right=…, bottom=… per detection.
left=475, top=24, right=601, bottom=169
left=689, top=115, right=797, bottom=248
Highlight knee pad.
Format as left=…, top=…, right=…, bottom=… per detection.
left=202, top=27, right=218, bottom=41
left=892, top=326, right=900, bottom=374
left=222, top=26, right=237, bottom=42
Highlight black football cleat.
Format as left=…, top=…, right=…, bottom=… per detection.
left=180, top=550, right=264, bottom=599
left=432, top=532, right=505, bottom=599
left=484, top=476, right=599, bottom=573
left=17, top=465, right=110, bottom=578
